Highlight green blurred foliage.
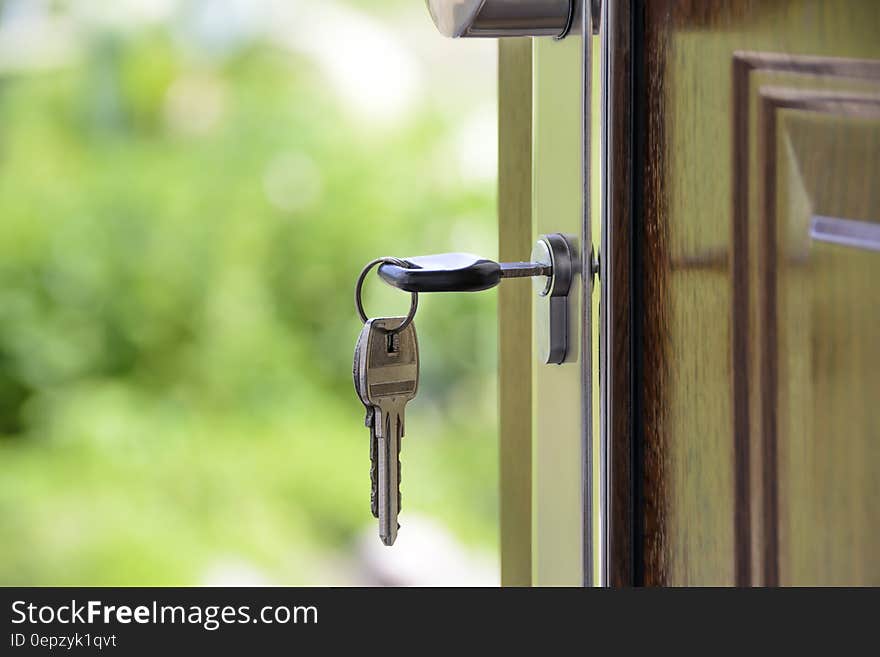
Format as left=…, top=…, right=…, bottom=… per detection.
left=0, top=4, right=497, bottom=585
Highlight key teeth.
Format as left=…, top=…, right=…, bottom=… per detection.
left=370, top=433, right=379, bottom=518
left=369, top=423, right=379, bottom=518
left=371, top=472, right=378, bottom=519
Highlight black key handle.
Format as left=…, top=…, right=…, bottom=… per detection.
left=377, top=253, right=551, bottom=293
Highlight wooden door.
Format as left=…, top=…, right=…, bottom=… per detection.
left=604, top=0, right=880, bottom=585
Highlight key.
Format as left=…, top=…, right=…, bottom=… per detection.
left=377, top=252, right=551, bottom=293
left=353, top=323, right=379, bottom=518
left=360, top=316, right=419, bottom=546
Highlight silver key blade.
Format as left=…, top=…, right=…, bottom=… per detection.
left=377, top=405, right=402, bottom=545
left=362, top=317, right=419, bottom=547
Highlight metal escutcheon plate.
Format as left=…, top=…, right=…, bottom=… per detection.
left=532, top=233, right=575, bottom=365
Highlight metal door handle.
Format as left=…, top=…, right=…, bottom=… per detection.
left=426, top=0, right=576, bottom=39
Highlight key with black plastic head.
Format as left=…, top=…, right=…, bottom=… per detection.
left=377, top=253, right=551, bottom=293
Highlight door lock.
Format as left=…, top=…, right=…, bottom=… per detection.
left=531, top=233, right=574, bottom=364
left=375, top=234, right=593, bottom=364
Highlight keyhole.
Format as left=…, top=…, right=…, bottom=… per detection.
left=386, top=332, right=399, bottom=354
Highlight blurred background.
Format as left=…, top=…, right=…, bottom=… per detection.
left=0, top=0, right=498, bottom=585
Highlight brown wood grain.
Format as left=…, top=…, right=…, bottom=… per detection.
left=758, top=89, right=880, bottom=585
left=732, top=52, right=880, bottom=585
left=610, top=0, right=880, bottom=585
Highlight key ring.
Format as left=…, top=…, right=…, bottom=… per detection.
left=355, top=257, right=419, bottom=334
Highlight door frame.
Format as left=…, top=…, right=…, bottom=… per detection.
left=498, top=4, right=598, bottom=587
left=601, top=0, right=637, bottom=588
